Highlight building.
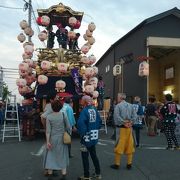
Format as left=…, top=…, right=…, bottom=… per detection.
left=95, top=7, right=180, bottom=104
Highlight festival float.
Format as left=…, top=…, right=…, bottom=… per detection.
left=16, top=3, right=100, bottom=139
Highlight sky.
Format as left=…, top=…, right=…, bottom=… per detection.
left=0, top=0, right=179, bottom=102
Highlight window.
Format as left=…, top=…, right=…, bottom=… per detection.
left=105, top=65, right=110, bottom=73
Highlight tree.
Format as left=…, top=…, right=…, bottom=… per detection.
left=2, top=82, right=11, bottom=101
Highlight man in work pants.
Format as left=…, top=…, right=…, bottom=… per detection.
left=110, top=93, right=137, bottom=170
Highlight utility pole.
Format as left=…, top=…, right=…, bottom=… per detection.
left=28, top=0, right=32, bottom=42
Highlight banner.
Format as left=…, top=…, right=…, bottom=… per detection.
left=71, top=68, right=82, bottom=95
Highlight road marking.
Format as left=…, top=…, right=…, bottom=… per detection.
left=98, top=142, right=107, bottom=146
left=99, top=139, right=115, bottom=144
left=142, top=147, right=166, bottom=150
left=31, top=144, right=45, bottom=156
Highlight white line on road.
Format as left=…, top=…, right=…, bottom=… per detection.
left=31, top=144, right=45, bottom=156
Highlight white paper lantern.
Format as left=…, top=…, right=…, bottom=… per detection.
left=81, top=45, right=89, bottom=54
left=16, top=78, right=27, bottom=87
left=24, top=44, right=34, bottom=55
left=19, top=20, right=28, bottom=29
left=38, top=31, right=48, bottom=41
left=88, top=22, right=96, bottom=32
left=113, top=65, right=121, bottom=76
left=57, top=63, right=68, bottom=73
left=38, top=75, right=48, bottom=85
left=138, top=61, right=149, bottom=76
left=19, top=63, right=29, bottom=71
left=17, top=33, right=26, bottom=43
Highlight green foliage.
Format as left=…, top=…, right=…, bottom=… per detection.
left=2, top=82, right=11, bottom=101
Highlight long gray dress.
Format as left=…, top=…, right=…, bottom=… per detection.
left=43, top=111, right=70, bottom=170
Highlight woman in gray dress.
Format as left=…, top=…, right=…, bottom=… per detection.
left=43, top=100, right=70, bottom=180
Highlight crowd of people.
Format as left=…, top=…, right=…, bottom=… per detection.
left=13, top=92, right=178, bottom=180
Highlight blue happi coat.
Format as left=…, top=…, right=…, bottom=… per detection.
left=77, top=105, right=102, bottom=147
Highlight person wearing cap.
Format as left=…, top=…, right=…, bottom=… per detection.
left=77, top=95, right=102, bottom=180
left=110, top=93, right=137, bottom=170
left=160, top=94, right=179, bottom=150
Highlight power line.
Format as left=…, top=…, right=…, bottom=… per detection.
left=0, top=5, right=23, bottom=10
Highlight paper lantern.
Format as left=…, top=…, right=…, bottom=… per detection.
left=18, top=86, right=32, bottom=95
left=16, top=78, right=27, bottom=87
left=89, top=77, right=98, bottom=88
left=80, top=56, right=89, bottom=64
left=87, top=36, right=95, bottom=45
left=93, top=66, right=98, bottom=76
left=138, top=61, right=149, bottom=76
left=23, top=42, right=34, bottom=48
left=24, top=27, right=33, bottom=36
left=86, top=29, right=93, bottom=37
left=17, top=33, right=26, bottom=43
left=41, top=15, right=50, bottom=26
left=68, top=17, right=77, bottom=27
left=23, top=59, right=34, bottom=68
left=19, top=20, right=28, bottom=29
left=19, top=63, right=29, bottom=71
left=68, top=31, right=76, bottom=39
left=25, top=75, right=36, bottom=86
left=93, top=91, right=99, bottom=98
left=22, top=52, right=33, bottom=60
left=24, top=44, right=34, bottom=55
left=74, top=20, right=81, bottom=29
left=84, top=84, right=94, bottom=95
left=88, top=22, right=96, bottom=32
left=38, top=31, right=48, bottom=41
left=88, top=55, right=96, bottom=65
left=85, top=67, right=94, bottom=78
left=83, top=34, right=88, bottom=41
left=41, top=60, right=51, bottom=70
left=57, top=63, right=68, bottom=73
left=113, top=65, right=121, bottom=76
left=81, top=45, right=89, bottom=54
left=56, top=80, right=66, bottom=92
left=38, top=75, right=48, bottom=85
left=19, top=70, right=28, bottom=77
left=36, top=16, right=42, bottom=25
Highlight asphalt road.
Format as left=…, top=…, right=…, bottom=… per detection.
left=0, top=127, right=180, bottom=180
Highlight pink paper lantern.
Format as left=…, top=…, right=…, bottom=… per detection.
left=68, top=17, right=77, bottom=27
left=41, top=60, right=51, bottom=70
left=74, top=20, right=81, bottom=29
left=41, top=15, right=50, bottom=26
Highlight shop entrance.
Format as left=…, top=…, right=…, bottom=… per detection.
left=148, top=38, right=180, bottom=103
